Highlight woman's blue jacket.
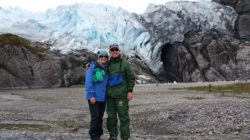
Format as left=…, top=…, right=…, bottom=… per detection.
left=85, top=61, right=108, bottom=102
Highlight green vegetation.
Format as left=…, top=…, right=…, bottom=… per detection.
left=0, top=33, right=46, bottom=54
left=24, top=44, right=46, bottom=55
left=0, top=124, right=51, bottom=132
left=186, top=83, right=250, bottom=94
left=0, top=33, right=29, bottom=47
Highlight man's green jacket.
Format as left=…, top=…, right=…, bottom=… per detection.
left=107, top=57, right=135, bottom=98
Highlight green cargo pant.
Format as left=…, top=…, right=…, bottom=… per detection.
left=106, top=97, right=130, bottom=139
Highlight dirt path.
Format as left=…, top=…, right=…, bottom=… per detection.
left=0, top=82, right=250, bottom=140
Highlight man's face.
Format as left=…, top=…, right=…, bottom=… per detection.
left=109, top=47, right=120, bottom=58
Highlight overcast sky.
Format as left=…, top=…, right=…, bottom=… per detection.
left=0, top=0, right=210, bottom=14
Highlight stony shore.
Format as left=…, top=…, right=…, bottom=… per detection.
left=0, top=82, right=249, bottom=140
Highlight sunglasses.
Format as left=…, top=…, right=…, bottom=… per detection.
left=110, top=48, right=119, bottom=52
left=99, top=55, right=108, bottom=58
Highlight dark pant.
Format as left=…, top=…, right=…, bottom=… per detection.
left=88, top=101, right=106, bottom=140
left=106, top=97, right=130, bottom=139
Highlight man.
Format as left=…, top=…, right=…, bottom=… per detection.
left=107, top=44, right=135, bottom=140
left=85, top=50, right=109, bottom=140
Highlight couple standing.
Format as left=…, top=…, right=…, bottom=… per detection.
left=85, top=44, right=135, bottom=140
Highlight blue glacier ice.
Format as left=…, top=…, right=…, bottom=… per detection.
left=0, top=1, right=237, bottom=74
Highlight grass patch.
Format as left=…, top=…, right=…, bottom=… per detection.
left=0, top=33, right=46, bottom=54
left=0, top=33, right=29, bottom=47
left=0, top=124, right=51, bottom=132
left=24, top=45, right=46, bottom=55
left=186, top=83, right=250, bottom=94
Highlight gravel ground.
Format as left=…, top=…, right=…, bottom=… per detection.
left=0, top=82, right=249, bottom=140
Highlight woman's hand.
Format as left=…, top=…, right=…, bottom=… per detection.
left=90, top=97, right=96, bottom=104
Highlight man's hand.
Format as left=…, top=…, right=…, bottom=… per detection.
left=83, top=63, right=90, bottom=69
left=90, top=97, right=96, bottom=104
left=127, top=92, right=133, bottom=101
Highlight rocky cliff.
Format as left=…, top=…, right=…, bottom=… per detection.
left=0, top=34, right=97, bottom=88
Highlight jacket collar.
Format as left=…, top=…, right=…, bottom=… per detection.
left=110, top=55, right=122, bottom=63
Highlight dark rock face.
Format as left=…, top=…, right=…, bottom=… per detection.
left=235, top=0, right=250, bottom=13
left=213, top=0, right=250, bottom=41
left=212, top=0, right=238, bottom=8
left=160, top=30, right=240, bottom=82
left=236, top=13, right=250, bottom=41
left=0, top=45, right=60, bottom=88
left=0, top=34, right=96, bottom=89
left=235, top=0, right=250, bottom=40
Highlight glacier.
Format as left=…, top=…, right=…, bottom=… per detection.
left=0, top=1, right=237, bottom=75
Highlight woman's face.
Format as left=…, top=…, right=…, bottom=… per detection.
left=98, top=55, right=108, bottom=64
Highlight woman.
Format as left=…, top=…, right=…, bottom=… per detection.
left=85, top=50, right=109, bottom=140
